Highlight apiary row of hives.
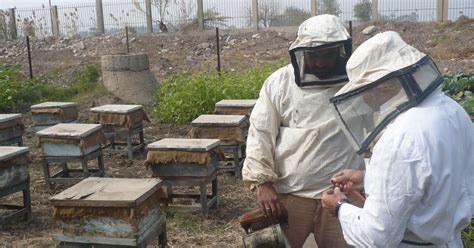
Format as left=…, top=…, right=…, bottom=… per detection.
left=1, top=99, right=256, bottom=247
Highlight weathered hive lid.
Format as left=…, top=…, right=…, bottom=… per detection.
left=0, top=146, right=29, bottom=162
left=148, top=138, right=220, bottom=152
left=31, top=101, right=79, bottom=109
left=90, top=104, right=143, bottom=114
left=215, top=99, right=257, bottom=108
left=37, top=123, right=102, bottom=138
left=50, top=177, right=163, bottom=208
left=191, top=114, right=246, bottom=127
left=0, top=114, right=22, bottom=123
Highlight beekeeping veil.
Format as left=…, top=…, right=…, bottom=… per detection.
left=330, top=31, right=443, bottom=154
left=289, top=14, right=352, bottom=87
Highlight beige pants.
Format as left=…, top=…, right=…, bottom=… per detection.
left=279, top=193, right=347, bottom=248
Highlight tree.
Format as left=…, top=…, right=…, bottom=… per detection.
left=271, top=7, right=311, bottom=27
left=320, top=0, right=341, bottom=16
left=258, top=0, right=278, bottom=28
left=354, top=0, right=371, bottom=21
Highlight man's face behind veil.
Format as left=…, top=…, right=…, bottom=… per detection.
left=303, top=46, right=339, bottom=79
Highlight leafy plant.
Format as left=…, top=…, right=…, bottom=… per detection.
left=462, top=219, right=474, bottom=248
left=153, top=62, right=284, bottom=124
left=442, top=73, right=474, bottom=115
left=320, top=0, right=341, bottom=16
left=0, top=64, right=46, bottom=112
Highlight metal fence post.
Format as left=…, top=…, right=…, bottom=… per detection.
left=251, top=0, right=259, bottom=30
left=436, top=0, right=449, bottom=22
left=311, top=0, right=317, bottom=16
left=96, top=0, right=105, bottom=34
left=51, top=5, right=60, bottom=37
left=8, top=8, right=17, bottom=39
left=197, top=0, right=204, bottom=31
left=145, top=0, right=153, bottom=33
left=371, top=0, right=379, bottom=21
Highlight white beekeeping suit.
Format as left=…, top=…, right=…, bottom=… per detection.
left=330, top=31, right=474, bottom=247
left=243, top=14, right=363, bottom=199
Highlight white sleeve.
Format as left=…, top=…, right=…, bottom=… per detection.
left=338, top=132, right=428, bottom=247
left=242, top=70, right=282, bottom=189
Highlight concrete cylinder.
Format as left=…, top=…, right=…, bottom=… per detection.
left=101, top=53, right=159, bottom=105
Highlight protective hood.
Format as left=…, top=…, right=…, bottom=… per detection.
left=330, top=31, right=443, bottom=154
left=289, top=14, right=352, bottom=87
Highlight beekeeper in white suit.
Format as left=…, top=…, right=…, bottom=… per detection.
left=242, top=14, right=364, bottom=247
left=322, top=31, right=474, bottom=247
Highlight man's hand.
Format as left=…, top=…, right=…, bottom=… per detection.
left=330, top=169, right=365, bottom=192
left=322, top=187, right=346, bottom=216
left=256, top=182, right=285, bottom=217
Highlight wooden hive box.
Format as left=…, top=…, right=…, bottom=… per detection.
left=37, top=123, right=105, bottom=157
left=0, top=146, right=29, bottom=190
left=190, top=115, right=248, bottom=145
left=31, top=102, right=79, bottom=131
left=145, top=138, right=221, bottom=178
left=214, top=99, right=256, bottom=116
left=0, top=114, right=24, bottom=145
left=90, top=104, right=150, bottom=129
left=50, top=177, right=166, bottom=247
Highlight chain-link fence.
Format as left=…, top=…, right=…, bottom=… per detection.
left=1, top=0, right=473, bottom=39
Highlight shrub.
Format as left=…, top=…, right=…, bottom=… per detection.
left=442, top=73, right=474, bottom=115
left=0, top=64, right=46, bottom=112
left=354, top=0, right=372, bottom=21
left=0, top=63, right=105, bottom=112
left=153, top=62, right=284, bottom=124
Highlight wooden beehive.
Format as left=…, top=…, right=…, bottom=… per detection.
left=50, top=177, right=166, bottom=246
left=0, top=114, right=24, bottom=145
left=146, top=138, right=221, bottom=178
left=0, top=146, right=29, bottom=190
left=190, top=115, right=248, bottom=144
left=90, top=104, right=150, bottom=129
left=214, top=99, right=256, bottom=116
left=37, top=123, right=105, bottom=157
left=31, top=102, right=79, bottom=131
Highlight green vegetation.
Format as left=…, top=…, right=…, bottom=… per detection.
left=0, top=63, right=107, bottom=112
left=354, top=0, right=372, bottom=21
left=442, top=73, right=474, bottom=115
left=153, top=62, right=284, bottom=124
left=0, top=64, right=44, bottom=112
left=463, top=219, right=474, bottom=248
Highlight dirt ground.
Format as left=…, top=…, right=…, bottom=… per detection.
left=0, top=18, right=473, bottom=247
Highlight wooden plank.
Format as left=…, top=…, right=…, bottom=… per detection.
left=191, top=114, right=246, bottom=126
left=31, top=101, right=78, bottom=109
left=50, top=178, right=163, bottom=208
left=0, top=147, right=29, bottom=161
left=37, top=124, right=102, bottom=138
left=0, top=114, right=22, bottom=123
left=53, top=234, right=137, bottom=246
left=91, top=104, right=142, bottom=114
left=215, top=99, right=256, bottom=108
left=147, top=138, right=220, bottom=152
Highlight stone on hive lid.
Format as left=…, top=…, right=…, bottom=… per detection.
left=31, top=101, right=79, bottom=109
left=90, top=104, right=143, bottom=114
left=50, top=177, right=163, bottom=208
left=0, top=146, right=29, bottom=162
left=148, top=138, right=220, bottom=152
left=191, top=114, right=246, bottom=127
left=37, top=123, right=102, bottom=138
left=0, top=114, right=22, bottom=123
left=215, top=99, right=256, bottom=108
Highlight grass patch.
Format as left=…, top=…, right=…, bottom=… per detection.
left=0, top=63, right=108, bottom=113
left=153, top=61, right=285, bottom=124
